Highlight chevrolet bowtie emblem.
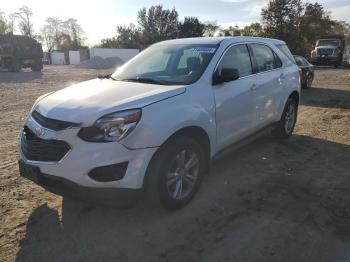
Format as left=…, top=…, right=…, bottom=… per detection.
left=34, top=127, right=45, bottom=137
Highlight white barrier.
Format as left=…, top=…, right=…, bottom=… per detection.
left=89, top=48, right=139, bottom=62
left=51, top=52, right=65, bottom=65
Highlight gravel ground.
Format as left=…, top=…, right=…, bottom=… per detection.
left=0, top=65, right=350, bottom=262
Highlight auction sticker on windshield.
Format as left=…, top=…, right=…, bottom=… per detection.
left=191, top=47, right=216, bottom=53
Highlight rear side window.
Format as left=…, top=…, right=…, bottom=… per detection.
left=250, top=44, right=278, bottom=72
left=276, top=44, right=295, bottom=64
left=274, top=52, right=283, bottom=68
left=218, top=44, right=253, bottom=77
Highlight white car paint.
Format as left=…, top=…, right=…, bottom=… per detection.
left=19, top=36, right=300, bottom=192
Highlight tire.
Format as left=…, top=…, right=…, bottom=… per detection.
left=31, top=59, right=43, bottom=72
left=146, top=136, right=206, bottom=210
left=31, top=65, right=42, bottom=72
left=273, top=97, right=298, bottom=139
left=303, top=74, right=313, bottom=89
left=9, top=59, right=21, bottom=72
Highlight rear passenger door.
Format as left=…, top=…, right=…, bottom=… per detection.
left=248, top=43, right=284, bottom=129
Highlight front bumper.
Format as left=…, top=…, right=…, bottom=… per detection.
left=19, top=115, right=158, bottom=191
left=19, top=160, right=143, bottom=205
left=310, top=56, right=339, bottom=65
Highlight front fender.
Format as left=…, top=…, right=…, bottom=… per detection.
left=121, top=89, right=217, bottom=156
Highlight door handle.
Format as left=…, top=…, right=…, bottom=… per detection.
left=250, top=84, right=257, bottom=91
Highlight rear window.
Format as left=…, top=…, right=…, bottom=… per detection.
left=294, top=56, right=304, bottom=66
left=276, top=44, right=295, bottom=64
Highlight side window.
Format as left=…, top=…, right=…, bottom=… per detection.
left=218, top=44, right=252, bottom=77
left=250, top=44, right=277, bottom=72
left=274, top=52, right=283, bottom=68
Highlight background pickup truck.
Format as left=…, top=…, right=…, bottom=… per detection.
left=310, top=35, right=346, bottom=68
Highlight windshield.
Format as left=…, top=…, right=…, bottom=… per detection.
left=112, top=44, right=218, bottom=85
left=317, top=39, right=340, bottom=47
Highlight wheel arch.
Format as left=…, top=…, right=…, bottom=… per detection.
left=143, top=125, right=211, bottom=189
left=289, top=90, right=300, bottom=105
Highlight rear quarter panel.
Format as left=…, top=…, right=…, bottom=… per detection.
left=272, top=46, right=301, bottom=120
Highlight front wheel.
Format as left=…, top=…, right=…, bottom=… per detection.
left=146, top=136, right=206, bottom=210
left=273, top=97, right=298, bottom=139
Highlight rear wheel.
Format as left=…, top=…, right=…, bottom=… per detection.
left=146, top=136, right=206, bottom=210
left=273, top=97, right=298, bottom=139
left=303, top=74, right=313, bottom=88
left=9, top=59, right=21, bottom=72
left=31, top=59, right=43, bottom=72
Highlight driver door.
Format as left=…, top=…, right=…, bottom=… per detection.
left=213, top=44, right=256, bottom=150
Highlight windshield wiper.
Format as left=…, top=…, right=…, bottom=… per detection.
left=97, top=74, right=118, bottom=80
left=119, top=77, right=165, bottom=85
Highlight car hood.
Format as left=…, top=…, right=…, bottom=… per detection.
left=35, top=78, right=186, bottom=125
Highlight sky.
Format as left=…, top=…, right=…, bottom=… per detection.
left=2, top=0, right=350, bottom=46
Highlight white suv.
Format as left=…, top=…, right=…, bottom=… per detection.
left=19, top=37, right=300, bottom=209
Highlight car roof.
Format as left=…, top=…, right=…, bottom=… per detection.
left=156, top=36, right=286, bottom=46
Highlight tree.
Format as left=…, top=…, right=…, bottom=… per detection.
left=115, top=23, right=142, bottom=48
left=219, top=25, right=241, bottom=36
left=297, top=2, right=333, bottom=55
left=261, top=0, right=304, bottom=53
left=40, top=18, right=63, bottom=51
left=329, top=20, right=350, bottom=43
left=98, top=37, right=118, bottom=48
left=40, top=17, right=85, bottom=51
left=178, top=17, right=204, bottom=38
left=62, top=18, right=85, bottom=50
left=14, top=5, right=34, bottom=37
left=204, top=21, right=220, bottom=37
left=241, top=23, right=264, bottom=37
left=0, top=10, right=14, bottom=34
left=137, top=5, right=179, bottom=46
left=0, top=10, right=8, bottom=34
left=98, top=23, right=142, bottom=49
left=7, top=14, right=15, bottom=34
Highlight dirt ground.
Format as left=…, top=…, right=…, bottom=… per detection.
left=0, top=65, right=349, bottom=262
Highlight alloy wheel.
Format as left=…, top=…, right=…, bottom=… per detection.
left=306, top=74, right=313, bottom=88
left=284, top=103, right=296, bottom=134
left=166, top=149, right=199, bottom=200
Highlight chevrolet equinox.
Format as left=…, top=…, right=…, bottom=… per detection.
left=19, top=37, right=300, bottom=209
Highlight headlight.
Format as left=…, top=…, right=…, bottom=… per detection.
left=78, top=109, right=142, bottom=142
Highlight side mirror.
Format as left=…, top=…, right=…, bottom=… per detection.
left=213, top=68, right=240, bottom=85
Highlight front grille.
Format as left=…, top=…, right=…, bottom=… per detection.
left=32, top=110, right=80, bottom=131
left=20, top=126, right=71, bottom=162
left=317, top=48, right=334, bottom=56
